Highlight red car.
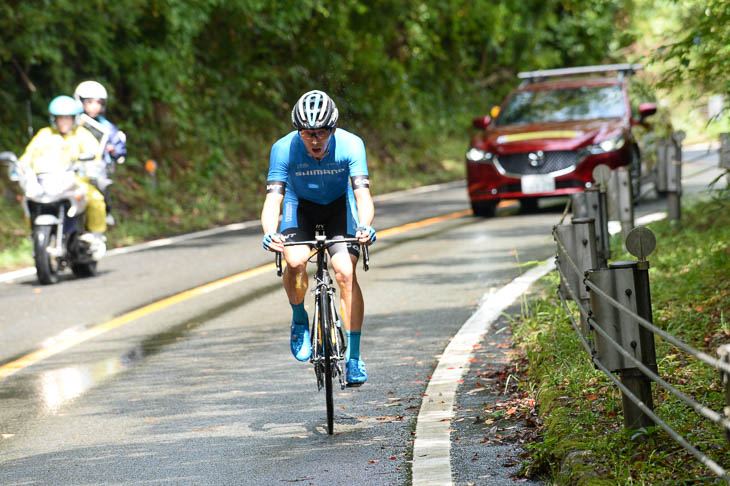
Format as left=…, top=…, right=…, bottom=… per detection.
left=466, top=64, right=657, bottom=217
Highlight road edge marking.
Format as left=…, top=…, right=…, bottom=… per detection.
left=411, top=210, right=669, bottom=485
left=412, top=257, right=555, bottom=486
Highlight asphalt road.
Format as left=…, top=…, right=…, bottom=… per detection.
left=0, top=149, right=724, bottom=485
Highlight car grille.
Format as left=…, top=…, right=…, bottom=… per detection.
left=495, top=150, right=579, bottom=176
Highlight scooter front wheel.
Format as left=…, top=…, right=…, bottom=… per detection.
left=33, top=226, right=59, bottom=285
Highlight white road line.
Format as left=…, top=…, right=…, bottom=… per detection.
left=412, top=210, right=669, bottom=485
left=412, top=257, right=556, bottom=486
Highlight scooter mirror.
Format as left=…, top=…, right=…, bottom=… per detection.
left=78, top=152, right=96, bottom=162
left=0, top=151, right=18, bottom=165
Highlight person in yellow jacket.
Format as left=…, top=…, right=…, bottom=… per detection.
left=19, top=95, right=107, bottom=259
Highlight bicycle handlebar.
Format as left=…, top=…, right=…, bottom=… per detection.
left=275, top=237, right=370, bottom=276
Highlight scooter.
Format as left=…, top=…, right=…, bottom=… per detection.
left=1, top=151, right=102, bottom=284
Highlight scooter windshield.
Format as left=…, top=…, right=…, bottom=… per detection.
left=36, top=171, right=77, bottom=198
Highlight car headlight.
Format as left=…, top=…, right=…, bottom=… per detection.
left=466, top=148, right=494, bottom=163
left=586, top=135, right=626, bottom=155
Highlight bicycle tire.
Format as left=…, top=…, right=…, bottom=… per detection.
left=319, top=289, right=335, bottom=435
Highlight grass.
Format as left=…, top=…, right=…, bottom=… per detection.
left=512, top=183, right=730, bottom=484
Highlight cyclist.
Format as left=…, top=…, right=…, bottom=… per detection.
left=18, top=95, right=107, bottom=259
left=74, top=80, right=127, bottom=225
left=261, top=90, right=376, bottom=386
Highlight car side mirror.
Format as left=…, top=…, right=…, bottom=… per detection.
left=638, top=102, right=657, bottom=121
left=473, top=115, right=491, bottom=130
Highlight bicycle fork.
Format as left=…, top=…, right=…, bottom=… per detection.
left=310, top=283, right=348, bottom=391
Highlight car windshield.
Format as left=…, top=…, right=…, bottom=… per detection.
left=495, top=85, right=625, bottom=126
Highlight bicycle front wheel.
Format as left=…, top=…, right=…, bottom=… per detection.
left=318, top=290, right=335, bottom=435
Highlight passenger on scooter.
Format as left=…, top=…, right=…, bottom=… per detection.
left=74, top=80, right=127, bottom=226
left=18, top=95, right=107, bottom=260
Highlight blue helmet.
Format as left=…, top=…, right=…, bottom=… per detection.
left=48, top=95, right=83, bottom=129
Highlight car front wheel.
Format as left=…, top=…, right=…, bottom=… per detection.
left=471, top=200, right=497, bottom=218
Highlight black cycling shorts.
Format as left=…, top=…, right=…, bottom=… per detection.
left=281, top=195, right=360, bottom=258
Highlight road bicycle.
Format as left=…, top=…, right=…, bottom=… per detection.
left=275, top=227, right=369, bottom=434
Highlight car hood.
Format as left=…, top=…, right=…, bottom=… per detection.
left=481, top=118, right=628, bottom=154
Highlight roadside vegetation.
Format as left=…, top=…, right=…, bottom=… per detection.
left=2, top=1, right=728, bottom=271
left=0, top=0, right=684, bottom=270
left=511, top=179, right=730, bottom=484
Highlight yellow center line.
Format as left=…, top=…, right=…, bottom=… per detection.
left=0, top=209, right=471, bottom=381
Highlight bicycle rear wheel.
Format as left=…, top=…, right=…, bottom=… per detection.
left=318, top=290, right=335, bottom=435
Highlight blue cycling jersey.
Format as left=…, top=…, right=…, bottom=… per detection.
left=267, top=128, right=368, bottom=205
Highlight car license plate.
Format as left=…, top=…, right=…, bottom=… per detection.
left=521, top=175, right=555, bottom=194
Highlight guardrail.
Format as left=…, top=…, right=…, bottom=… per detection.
left=720, top=133, right=730, bottom=170
left=552, top=162, right=730, bottom=483
left=655, top=134, right=684, bottom=221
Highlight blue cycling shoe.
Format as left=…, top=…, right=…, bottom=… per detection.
left=290, top=321, right=311, bottom=362
left=346, top=358, right=367, bottom=386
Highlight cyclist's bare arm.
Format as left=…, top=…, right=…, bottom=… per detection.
left=261, top=192, right=284, bottom=252
left=353, top=187, right=374, bottom=244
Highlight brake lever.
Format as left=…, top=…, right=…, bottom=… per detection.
left=275, top=252, right=282, bottom=277
left=362, top=244, right=369, bottom=272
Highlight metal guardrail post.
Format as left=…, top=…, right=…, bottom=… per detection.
left=594, top=165, right=611, bottom=267
left=667, top=157, right=682, bottom=223
left=720, top=133, right=730, bottom=169
left=655, top=138, right=670, bottom=194
left=571, top=189, right=598, bottom=219
left=587, top=260, right=655, bottom=430
left=718, top=344, right=730, bottom=441
left=656, top=138, right=682, bottom=223
left=607, top=167, right=635, bottom=239
left=555, top=217, right=598, bottom=334
left=571, top=188, right=607, bottom=269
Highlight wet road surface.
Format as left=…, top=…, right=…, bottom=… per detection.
left=0, top=149, right=724, bottom=485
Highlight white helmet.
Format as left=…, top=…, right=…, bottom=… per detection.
left=74, top=81, right=108, bottom=110
left=291, top=90, right=338, bottom=130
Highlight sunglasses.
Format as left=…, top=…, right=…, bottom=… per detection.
left=299, top=129, right=332, bottom=141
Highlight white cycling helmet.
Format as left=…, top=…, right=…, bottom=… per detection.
left=74, top=80, right=108, bottom=112
left=291, top=90, right=338, bottom=130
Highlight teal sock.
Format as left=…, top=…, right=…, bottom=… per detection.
left=346, top=330, right=361, bottom=361
left=291, top=303, right=308, bottom=325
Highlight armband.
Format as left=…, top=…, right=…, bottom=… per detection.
left=351, top=175, right=370, bottom=189
left=266, top=180, right=286, bottom=195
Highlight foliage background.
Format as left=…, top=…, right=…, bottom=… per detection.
left=0, top=0, right=727, bottom=259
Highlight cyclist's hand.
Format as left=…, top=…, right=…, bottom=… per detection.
left=262, top=232, right=284, bottom=252
left=356, top=225, right=376, bottom=245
